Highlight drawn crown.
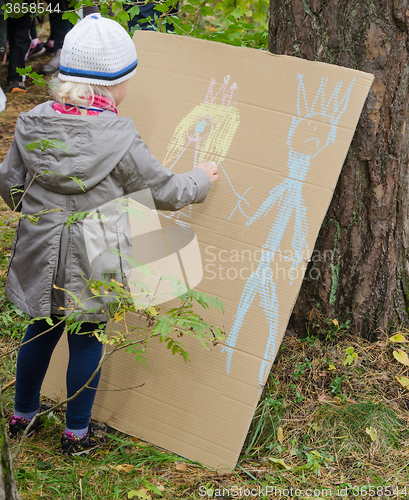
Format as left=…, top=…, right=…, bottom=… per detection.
left=204, top=75, right=237, bottom=108
left=297, top=74, right=355, bottom=125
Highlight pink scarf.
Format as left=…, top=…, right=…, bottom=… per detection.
left=52, top=95, right=118, bottom=115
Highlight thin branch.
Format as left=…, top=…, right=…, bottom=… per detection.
left=0, top=149, right=44, bottom=236
left=88, top=383, right=145, bottom=392
left=0, top=317, right=67, bottom=360
left=1, top=378, right=16, bottom=392
left=11, top=334, right=155, bottom=459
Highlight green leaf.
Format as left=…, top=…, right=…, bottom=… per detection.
left=128, top=5, right=140, bottom=19
left=53, top=285, right=84, bottom=309
left=66, top=211, right=89, bottom=229
left=153, top=316, right=172, bottom=337
left=154, top=3, right=169, bottom=13
left=62, top=10, right=81, bottom=25
left=25, top=139, right=70, bottom=153
left=16, top=66, right=46, bottom=87
left=69, top=176, right=87, bottom=191
left=116, top=9, right=130, bottom=24
left=144, top=479, right=163, bottom=496
left=36, top=458, right=54, bottom=470
left=200, top=6, right=213, bottom=17
left=230, top=8, right=245, bottom=19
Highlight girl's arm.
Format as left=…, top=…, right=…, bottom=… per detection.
left=0, top=140, right=27, bottom=211
left=116, top=133, right=214, bottom=211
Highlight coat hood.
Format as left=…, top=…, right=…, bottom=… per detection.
left=14, top=102, right=137, bottom=194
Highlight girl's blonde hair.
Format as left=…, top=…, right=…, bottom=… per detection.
left=50, top=76, right=115, bottom=108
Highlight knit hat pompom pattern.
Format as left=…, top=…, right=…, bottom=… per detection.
left=59, top=14, right=137, bottom=86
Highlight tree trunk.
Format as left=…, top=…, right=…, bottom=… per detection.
left=270, top=0, right=409, bottom=338
left=0, top=387, right=21, bottom=500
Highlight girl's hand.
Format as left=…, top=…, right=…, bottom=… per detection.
left=197, top=162, right=219, bottom=183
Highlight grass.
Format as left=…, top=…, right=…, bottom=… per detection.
left=14, top=437, right=187, bottom=499
left=2, top=288, right=409, bottom=498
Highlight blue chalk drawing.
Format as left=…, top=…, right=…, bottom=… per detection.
left=219, top=162, right=252, bottom=221
left=222, top=73, right=355, bottom=388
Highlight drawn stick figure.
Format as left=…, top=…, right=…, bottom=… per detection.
left=222, top=74, right=355, bottom=387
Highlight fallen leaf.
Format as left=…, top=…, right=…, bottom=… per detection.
left=36, top=459, right=53, bottom=470
left=307, top=309, right=316, bottom=321
left=318, top=393, right=332, bottom=402
left=389, top=334, right=408, bottom=343
left=175, top=463, right=187, bottom=472
left=277, top=426, right=284, bottom=444
left=111, top=464, right=135, bottom=473
left=97, top=465, right=110, bottom=472
left=365, top=426, right=377, bottom=442
left=217, top=470, right=233, bottom=477
left=268, top=457, right=290, bottom=470
left=328, top=364, right=336, bottom=371
left=332, top=319, right=339, bottom=326
left=130, top=436, right=139, bottom=444
left=396, top=376, right=409, bottom=388
left=393, top=350, right=409, bottom=366
left=343, top=352, right=358, bottom=366
left=128, top=489, right=151, bottom=500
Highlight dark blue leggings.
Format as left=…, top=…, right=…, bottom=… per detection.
left=15, top=316, right=105, bottom=430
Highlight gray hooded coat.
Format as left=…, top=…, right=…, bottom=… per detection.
left=0, top=101, right=211, bottom=321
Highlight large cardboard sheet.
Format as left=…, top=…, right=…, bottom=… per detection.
left=43, top=32, right=373, bottom=470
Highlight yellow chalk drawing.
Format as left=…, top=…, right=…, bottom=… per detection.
left=160, top=76, right=242, bottom=227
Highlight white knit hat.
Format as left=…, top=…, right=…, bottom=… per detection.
left=58, top=14, right=138, bottom=86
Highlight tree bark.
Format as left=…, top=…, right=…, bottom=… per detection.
left=0, top=387, right=21, bottom=500
left=270, top=0, right=409, bottom=338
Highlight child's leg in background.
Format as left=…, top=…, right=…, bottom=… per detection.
left=14, top=316, right=66, bottom=418
left=7, top=14, right=31, bottom=85
left=65, top=322, right=106, bottom=436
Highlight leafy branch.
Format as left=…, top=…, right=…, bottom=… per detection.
left=2, top=0, right=268, bottom=48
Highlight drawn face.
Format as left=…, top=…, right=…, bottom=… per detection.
left=289, top=113, right=332, bottom=157
left=186, top=115, right=214, bottom=142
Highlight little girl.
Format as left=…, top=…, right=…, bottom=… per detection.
left=0, top=14, right=218, bottom=455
